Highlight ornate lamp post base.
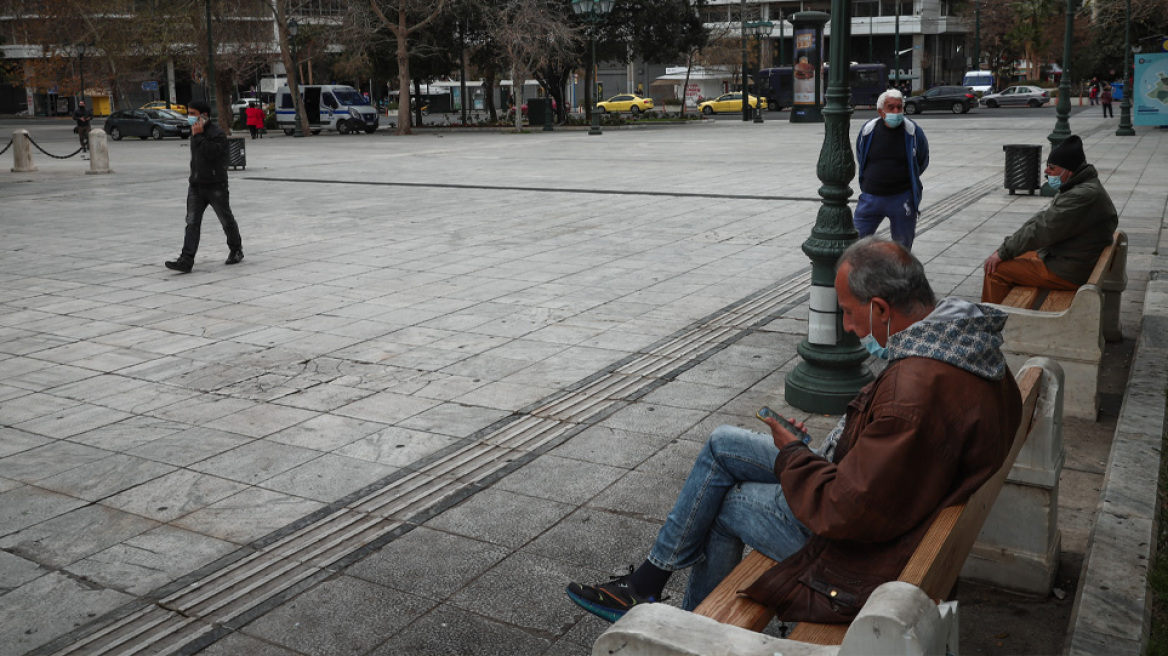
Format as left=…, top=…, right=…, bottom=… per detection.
left=786, top=342, right=873, bottom=414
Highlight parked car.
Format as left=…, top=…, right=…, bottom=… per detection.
left=595, top=94, right=654, bottom=114
left=231, top=98, right=260, bottom=115
left=980, top=85, right=1051, bottom=108
left=903, top=86, right=978, bottom=114
left=697, top=93, right=767, bottom=115
left=104, top=109, right=192, bottom=141
left=140, top=100, right=187, bottom=115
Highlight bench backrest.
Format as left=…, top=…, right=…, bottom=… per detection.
left=695, top=366, right=1044, bottom=645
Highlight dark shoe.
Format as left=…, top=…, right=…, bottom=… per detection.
left=225, top=250, right=244, bottom=265
left=566, top=567, right=659, bottom=623
left=165, top=257, right=193, bottom=273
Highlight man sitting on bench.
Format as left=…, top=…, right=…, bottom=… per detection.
left=982, top=135, right=1119, bottom=304
left=566, top=237, right=1023, bottom=625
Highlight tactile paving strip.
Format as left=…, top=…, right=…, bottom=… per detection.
left=33, top=174, right=1000, bottom=656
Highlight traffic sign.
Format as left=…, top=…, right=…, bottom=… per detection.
left=142, top=81, right=159, bottom=91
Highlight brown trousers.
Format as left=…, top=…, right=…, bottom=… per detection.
left=982, top=251, right=1079, bottom=304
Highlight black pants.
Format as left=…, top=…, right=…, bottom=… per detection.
left=181, top=184, right=242, bottom=261
left=248, top=125, right=259, bottom=139
left=1102, top=103, right=1113, bottom=118
left=78, top=125, right=90, bottom=151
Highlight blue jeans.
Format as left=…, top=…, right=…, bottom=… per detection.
left=853, top=189, right=917, bottom=250
left=648, top=426, right=812, bottom=610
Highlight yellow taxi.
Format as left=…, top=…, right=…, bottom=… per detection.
left=697, top=93, right=767, bottom=115
left=595, top=94, right=654, bottom=114
left=141, top=101, right=188, bottom=115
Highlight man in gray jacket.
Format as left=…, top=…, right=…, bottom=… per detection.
left=982, top=135, right=1117, bottom=303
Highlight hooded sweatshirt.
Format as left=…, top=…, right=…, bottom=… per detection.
left=743, top=298, right=1023, bottom=623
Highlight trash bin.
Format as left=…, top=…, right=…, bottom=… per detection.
left=1003, top=144, right=1042, bottom=195
left=1111, top=82, right=1124, bottom=101
left=227, top=137, right=246, bottom=171
left=527, top=98, right=547, bottom=126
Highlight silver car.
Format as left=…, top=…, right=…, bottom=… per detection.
left=980, top=85, right=1051, bottom=108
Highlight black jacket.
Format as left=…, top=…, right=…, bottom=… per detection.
left=189, top=120, right=229, bottom=186
left=72, top=106, right=92, bottom=127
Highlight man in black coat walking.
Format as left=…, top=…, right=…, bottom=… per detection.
left=166, top=100, right=244, bottom=273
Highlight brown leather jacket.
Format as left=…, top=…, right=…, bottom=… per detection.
left=743, top=353, right=1022, bottom=622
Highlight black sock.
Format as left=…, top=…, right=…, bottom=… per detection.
left=627, top=560, right=671, bottom=599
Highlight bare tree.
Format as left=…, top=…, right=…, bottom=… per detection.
left=363, top=0, right=449, bottom=135
left=482, top=0, right=578, bottom=131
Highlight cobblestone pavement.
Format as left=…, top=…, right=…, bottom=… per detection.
left=2, top=109, right=1166, bottom=656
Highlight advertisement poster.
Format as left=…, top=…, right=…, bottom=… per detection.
left=793, top=29, right=819, bottom=105
left=1133, top=52, right=1168, bottom=126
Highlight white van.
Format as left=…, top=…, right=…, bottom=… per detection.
left=962, top=70, right=995, bottom=95
left=275, top=85, right=379, bottom=135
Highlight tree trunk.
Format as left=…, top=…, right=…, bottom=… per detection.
left=512, top=65, right=523, bottom=132
left=484, top=71, right=497, bottom=123
left=216, top=69, right=234, bottom=135
left=680, top=51, right=694, bottom=116
left=395, top=8, right=412, bottom=135
left=413, top=78, right=424, bottom=127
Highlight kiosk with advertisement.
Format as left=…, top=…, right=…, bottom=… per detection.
left=789, top=11, right=828, bottom=123
left=1132, top=52, right=1168, bottom=126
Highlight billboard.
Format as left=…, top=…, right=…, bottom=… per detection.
left=793, top=29, right=820, bottom=105
left=1133, top=52, right=1168, bottom=126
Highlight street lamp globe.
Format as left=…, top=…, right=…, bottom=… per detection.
left=757, top=21, right=775, bottom=37
left=288, top=18, right=298, bottom=37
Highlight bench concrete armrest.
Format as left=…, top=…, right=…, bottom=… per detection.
left=593, top=582, right=958, bottom=656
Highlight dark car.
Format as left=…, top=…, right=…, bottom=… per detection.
left=903, top=86, right=978, bottom=115
left=104, top=108, right=191, bottom=141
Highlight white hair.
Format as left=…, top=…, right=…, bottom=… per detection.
left=877, top=88, right=904, bottom=111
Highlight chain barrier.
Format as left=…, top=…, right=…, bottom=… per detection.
left=0, top=137, right=12, bottom=157
left=24, top=134, right=84, bottom=160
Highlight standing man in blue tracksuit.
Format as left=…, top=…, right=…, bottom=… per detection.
left=854, top=89, right=930, bottom=250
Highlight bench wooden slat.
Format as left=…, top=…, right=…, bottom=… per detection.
left=1039, top=290, right=1075, bottom=313
left=1084, top=238, right=1117, bottom=288
left=695, top=367, right=1043, bottom=645
left=1001, top=286, right=1040, bottom=310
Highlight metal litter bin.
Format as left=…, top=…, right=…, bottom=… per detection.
left=526, top=99, right=547, bottom=126
left=1003, top=144, right=1042, bottom=195
left=227, top=137, right=246, bottom=171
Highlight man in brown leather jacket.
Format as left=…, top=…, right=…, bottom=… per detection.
left=567, top=237, right=1023, bottom=624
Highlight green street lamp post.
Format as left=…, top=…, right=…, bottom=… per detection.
left=751, top=21, right=774, bottom=123
left=785, top=0, right=873, bottom=414
left=1042, top=0, right=1078, bottom=196
left=544, top=85, right=554, bottom=132
left=289, top=19, right=303, bottom=137
left=778, top=11, right=786, bottom=67
left=205, top=0, right=217, bottom=118
left=741, top=1, right=752, bottom=122
left=75, top=42, right=87, bottom=109
left=1116, top=0, right=1135, bottom=136
left=975, top=0, right=981, bottom=71
left=894, top=0, right=901, bottom=85
left=571, top=0, right=614, bottom=136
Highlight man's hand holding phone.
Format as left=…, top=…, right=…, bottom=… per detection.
left=192, top=114, right=207, bottom=135
left=757, top=406, right=812, bottom=450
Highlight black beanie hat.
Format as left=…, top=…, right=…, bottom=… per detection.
left=1048, top=135, right=1085, bottom=171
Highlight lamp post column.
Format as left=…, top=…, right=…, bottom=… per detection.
left=894, top=0, right=901, bottom=87
left=975, top=0, right=981, bottom=71
left=205, top=0, right=217, bottom=119
left=1116, top=0, right=1134, bottom=136
left=290, top=19, right=303, bottom=138
left=785, top=0, right=872, bottom=414
left=1042, top=0, right=1077, bottom=196
left=77, top=45, right=86, bottom=108
left=742, top=1, right=751, bottom=122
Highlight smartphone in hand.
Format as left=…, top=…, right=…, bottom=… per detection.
left=757, top=406, right=812, bottom=444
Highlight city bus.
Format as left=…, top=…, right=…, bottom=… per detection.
left=756, top=63, right=889, bottom=110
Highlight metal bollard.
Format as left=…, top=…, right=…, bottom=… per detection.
left=11, top=129, right=37, bottom=172
left=86, top=129, right=113, bottom=175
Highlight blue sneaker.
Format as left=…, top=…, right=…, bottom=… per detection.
left=566, top=567, right=658, bottom=623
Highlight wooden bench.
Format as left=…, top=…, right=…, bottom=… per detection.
left=691, top=364, right=1047, bottom=646
left=992, top=230, right=1127, bottom=419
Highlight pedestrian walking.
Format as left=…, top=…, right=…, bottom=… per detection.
left=1100, top=83, right=1114, bottom=118
left=853, top=89, right=930, bottom=250
left=165, top=100, right=244, bottom=273
left=72, top=100, right=92, bottom=157
left=245, top=103, right=265, bottom=139
left=1088, top=78, right=1099, bottom=105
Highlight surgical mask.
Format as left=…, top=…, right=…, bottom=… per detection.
left=883, top=112, right=904, bottom=128
left=860, top=302, right=891, bottom=360
left=187, top=116, right=198, bottom=126
left=1046, top=174, right=1062, bottom=191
